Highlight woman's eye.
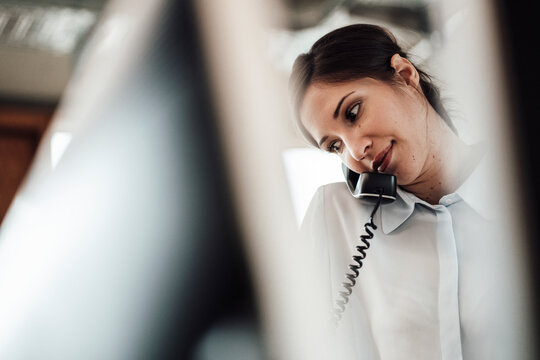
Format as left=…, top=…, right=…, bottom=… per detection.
left=327, top=140, right=342, bottom=154
left=346, top=103, right=361, bottom=121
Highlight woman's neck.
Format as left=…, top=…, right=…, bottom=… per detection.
left=401, top=112, right=483, bottom=205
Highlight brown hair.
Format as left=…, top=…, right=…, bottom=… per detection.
left=289, top=24, right=455, bottom=146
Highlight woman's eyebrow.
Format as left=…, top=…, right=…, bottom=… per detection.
left=318, top=135, right=328, bottom=149
left=333, top=91, right=355, bottom=119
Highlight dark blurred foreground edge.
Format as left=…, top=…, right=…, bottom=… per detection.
left=495, top=0, right=540, bottom=355
left=138, top=1, right=262, bottom=358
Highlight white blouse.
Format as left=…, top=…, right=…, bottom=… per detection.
left=300, top=157, right=529, bottom=359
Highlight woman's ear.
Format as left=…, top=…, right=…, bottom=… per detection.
left=390, top=54, right=420, bottom=87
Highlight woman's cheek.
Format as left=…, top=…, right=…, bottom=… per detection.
left=396, top=159, right=421, bottom=185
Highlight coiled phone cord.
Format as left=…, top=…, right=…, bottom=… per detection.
left=333, top=192, right=383, bottom=324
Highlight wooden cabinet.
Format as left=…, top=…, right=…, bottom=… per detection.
left=0, top=103, right=55, bottom=223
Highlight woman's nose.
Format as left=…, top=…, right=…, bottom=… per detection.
left=344, top=136, right=372, bottom=162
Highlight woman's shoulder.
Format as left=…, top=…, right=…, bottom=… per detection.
left=300, top=181, right=375, bottom=254
left=305, top=182, right=373, bottom=223
left=316, top=182, right=370, bottom=207
left=313, top=181, right=353, bottom=202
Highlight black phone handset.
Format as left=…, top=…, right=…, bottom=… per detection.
left=334, top=164, right=397, bottom=323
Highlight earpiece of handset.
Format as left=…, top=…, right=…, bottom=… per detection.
left=341, top=164, right=397, bottom=203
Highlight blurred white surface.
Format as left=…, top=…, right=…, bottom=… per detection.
left=282, top=148, right=343, bottom=226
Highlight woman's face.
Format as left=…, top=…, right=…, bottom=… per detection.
left=299, top=78, right=432, bottom=186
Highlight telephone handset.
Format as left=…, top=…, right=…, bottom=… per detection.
left=334, top=165, right=397, bottom=323
left=342, top=164, right=397, bottom=203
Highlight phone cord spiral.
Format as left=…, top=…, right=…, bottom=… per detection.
left=333, top=192, right=383, bottom=324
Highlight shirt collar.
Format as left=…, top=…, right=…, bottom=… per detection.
left=454, top=147, right=496, bottom=220
left=379, top=187, right=418, bottom=234
left=379, top=143, right=494, bottom=234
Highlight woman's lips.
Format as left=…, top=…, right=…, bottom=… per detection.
left=372, top=143, right=393, bottom=173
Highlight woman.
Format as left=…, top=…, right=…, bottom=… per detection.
left=290, top=24, right=526, bottom=359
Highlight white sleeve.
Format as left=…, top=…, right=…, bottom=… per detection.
left=298, top=186, right=333, bottom=311
left=299, top=186, right=362, bottom=359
